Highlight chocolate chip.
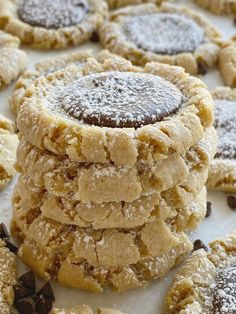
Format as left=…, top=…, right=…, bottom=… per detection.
left=19, top=271, right=36, bottom=293
left=37, top=282, right=55, bottom=302
left=14, top=284, right=32, bottom=303
left=5, top=239, right=18, bottom=253
left=205, top=201, right=212, bottom=218
left=90, top=31, right=99, bottom=43
left=193, top=239, right=208, bottom=252
left=227, top=195, right=236, bottom=210
left=198, top=61, right=208, bottom=75
left=35, top=294, right=53, bottom=314
left=0, top=223, right=9, bottom=239
left=15, top=297, right=35, bottom=314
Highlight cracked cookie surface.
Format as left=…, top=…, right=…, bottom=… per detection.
left=207, top=87, right=236, bottom=192
left=219, top=38, right=236, bottom=87
left=107, top=0, right=173, bottom=9
left=167, top=232, right=236, bottom=313
left=0, top=30, right=27, bottom=88
left=0, top=115, right=18, bottom=190
left=0, top=0, right=107, bottom=49
left=15, top=127, right=216, bottom=204
left=99, top=3, right=221, bottom=74
left=11, top=211, right=192, bottom=292
left=193, top=0, right=236, bottom=15
left=16, top=56, right=214, bottom=166
left=0, top=239, right=17, bottom=314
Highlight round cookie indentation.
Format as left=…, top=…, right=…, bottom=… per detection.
left=61, top=71, right=183, bottom=128
left=18, top=0, right=89, bottom=29
left=214, top=99, right=236, bottom=159
left=213, top=265, right=236, bottom=313
left=122, top=13, right=204, bottom=55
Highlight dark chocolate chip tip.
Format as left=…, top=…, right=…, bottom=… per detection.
left=14, top=283, right=32, bottom=303
left=205, top=201, right=212, bottom=218
left=197, top=60, right=208, bottom=75
left=35, top=294, right=53, bottom=314
left=15, top=297, right=35, bottom=314
left=193, top=239, right=208, bottom=252
left=227, top=195, right=236, bottom=210
left=5, top=239, right=18, bottom=253
left=37, top=282, right=55, bottom=302
left=19, top=271, right=36, bottom=293
left=0, top=222, right=9, bottom=239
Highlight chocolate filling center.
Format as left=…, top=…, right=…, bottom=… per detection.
left=213, top=265, right=236, bottom=313
left=214, top=99, right=236, bottom=159
left=61, top=71, right=183, bottom=128
left=122, top=13, right=204, bottom=55
left=18, top=0, right=89, bottom=29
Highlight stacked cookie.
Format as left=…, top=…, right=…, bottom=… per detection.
left=11, top=56, right=217, bottom=292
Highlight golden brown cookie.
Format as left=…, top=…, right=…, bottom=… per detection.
left=0, top=239, right=17, bottom=314
left=16, top=56, right=214, bottom=166
left=167, top=232, right=236, bottom=313
left=11, top=212, right=193, bottom=292
left=193, top=0, right=236, bottom=15
left=207, top=87, right=236, bottom=192
left=15, top=127, right=216, bottom=204
left=0, top=115, right=18, bottom=190
left=219, top=38, right=236, bottom=87
left=107, top=0, right=172, bottom=9
left=12, top=173, right=207, bottom=231
left=99, top=3, right=221, bottom=74
left=0, top=0, right=108, bottom=49
left=50, top=306, right=124, bottom=314
left=0, top=30, right=27, bottom=88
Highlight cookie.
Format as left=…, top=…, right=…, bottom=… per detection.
left=11, top=212, right=193, bottom=292
left=0, top=0, right=108, bottom=49
left=219, top=38, right=236, bottom=87
left=0, top=239, right=17, bottom=314
left=50, top=306, right=123, bottom=314
left=0, top=30, right=27, bottom=88
left=167, top=232, right=236, bottom=313
left=207, top=87, right=236, bottom=192
left=0, top=115, right=18, bottom=190
left=12, top=172, right=207, bottom=231
left=16, top=56, right=214, bottom=166
left=99, top=3, right=221, bottom=74
left=107, top=0, right=172, bottom=9
left=193, top=0, right=236, bottom=15
left=15, top=126, right=216, bottom=204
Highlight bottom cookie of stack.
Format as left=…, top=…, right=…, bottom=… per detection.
left=11, top=211, right=193, bottom=292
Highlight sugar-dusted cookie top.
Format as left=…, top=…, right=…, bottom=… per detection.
left=100, top=3, right=222, bottom=74
left=17, top=56, right=214, bottom=166
left=0, top=0, right=107, bottom=49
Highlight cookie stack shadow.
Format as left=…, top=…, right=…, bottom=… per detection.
left=10, top=57, right=217, bottom=293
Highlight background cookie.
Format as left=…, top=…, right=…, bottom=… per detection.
left=99, top=3, right=222, bottom=74
left=0, top=0, right=108, bottom=49
left=0, top=30, right=27, bottom=88
left=207, top=87, right=236, bottom=192
left=167, top=232, right=236, bottom=313
left=219, top=38, right=236, bottom=87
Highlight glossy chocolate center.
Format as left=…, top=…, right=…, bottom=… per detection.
left=123, top=13, right=204, bottom=55
left=18, top=0, right=89, bottom=29
left=214, top=99, right=236, bottom=159
left=61, top=71, right=183, bottom=128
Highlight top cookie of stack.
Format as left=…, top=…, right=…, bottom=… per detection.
left=12, top=55, right=217, bottom=292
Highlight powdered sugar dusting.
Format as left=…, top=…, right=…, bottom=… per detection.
left=60, top=71, right=183, bottom=128
left=18, top=0, right=89, bottom=29
left=214, top=99, right=236, bottom=159
left=122, top=13, right=205, bottom=55
left=213, top=265, right=236, bottom=313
